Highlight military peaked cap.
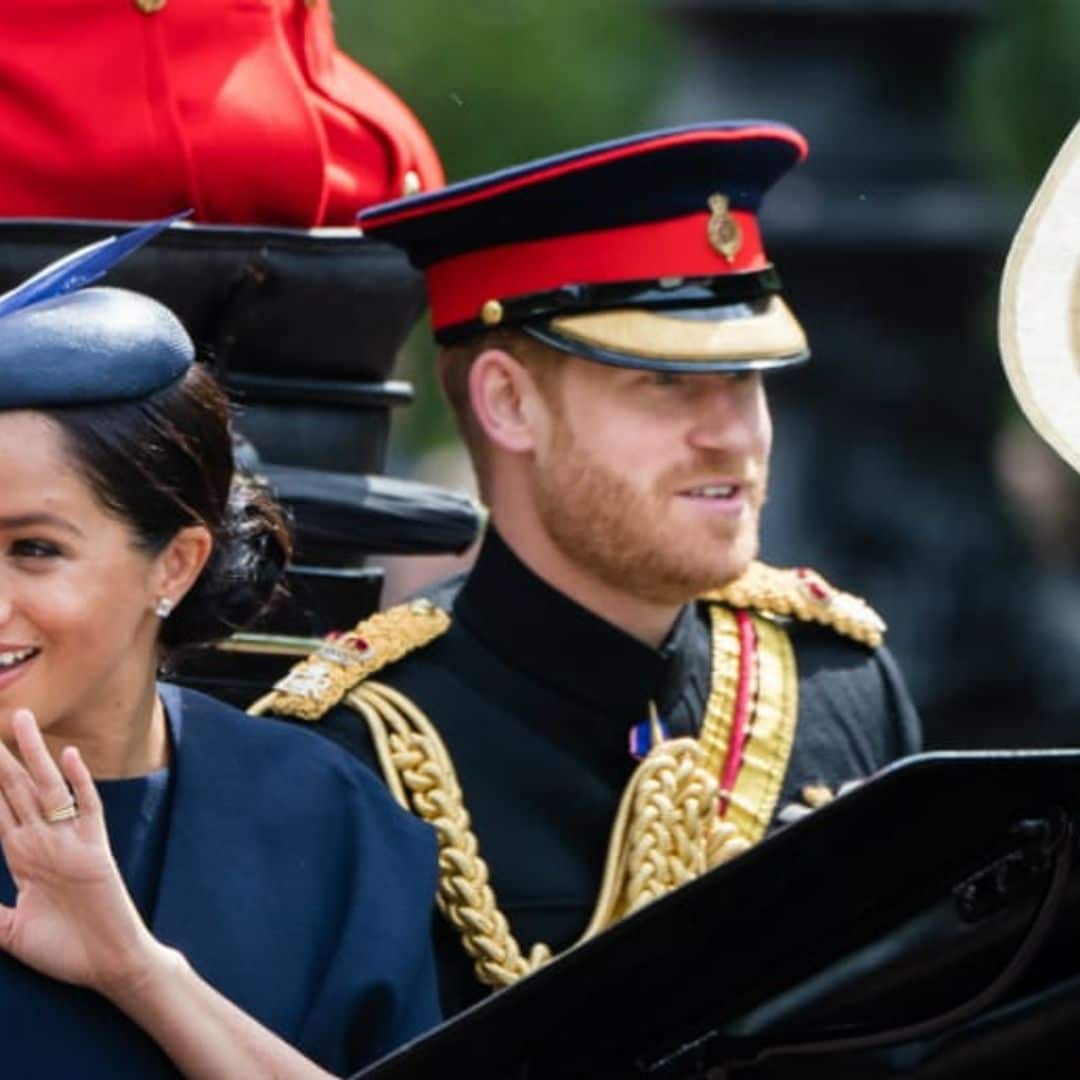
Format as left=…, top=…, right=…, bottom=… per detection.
left=360, top=121, right=810, bottom=373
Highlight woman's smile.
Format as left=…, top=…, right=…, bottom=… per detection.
left=0, top=411, right=164, bottom=755
left=0, top=644, right=39, bottom=691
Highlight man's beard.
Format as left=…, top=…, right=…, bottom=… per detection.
left=531, top=422, right=766, bottom=606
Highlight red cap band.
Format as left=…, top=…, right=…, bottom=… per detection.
left=426, top=209, right=764, bottom=332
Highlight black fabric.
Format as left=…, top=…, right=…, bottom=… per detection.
left=438, top=273, right=787, bottom=348
left=0, top=219, right=425, bottom=382
left=315, top=529, right=921, bottom=1017
left=0, top=220, right=427, bottom=476
left=354, top=753, right=1080, bottom=1080
left=258, top=465, right=481, bottom=558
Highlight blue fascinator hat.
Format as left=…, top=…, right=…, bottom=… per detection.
left=0, top=214, right=194, bottom=408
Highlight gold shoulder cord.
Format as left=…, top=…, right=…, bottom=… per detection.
left=348, top=679, right=750, bottom=990
left=258, top=614, right=789, bottom=992
left=248, top=599, right=451, bottom=721
left=251, top=564, right=860, bottom=992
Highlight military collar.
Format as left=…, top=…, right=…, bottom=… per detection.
left=454, top=528, right=697, bottom=721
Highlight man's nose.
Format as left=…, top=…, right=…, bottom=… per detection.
left=686, top=380, right=765, bottom=452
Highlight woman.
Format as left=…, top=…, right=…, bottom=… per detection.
left=0, top=273, right=440, bottom=1074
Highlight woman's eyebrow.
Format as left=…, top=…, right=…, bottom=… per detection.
left=0, top=513, right=85, bottom=538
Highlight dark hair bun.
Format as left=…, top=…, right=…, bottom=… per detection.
left=161, top=473, right=292, bottom=651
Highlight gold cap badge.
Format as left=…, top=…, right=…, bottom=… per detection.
left=707, top=194, right=742, bottom=264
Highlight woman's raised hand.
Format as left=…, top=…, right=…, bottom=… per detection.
left=0, top=711, right=333, bottom=1079
left=0, top=709, right=159, bottom=994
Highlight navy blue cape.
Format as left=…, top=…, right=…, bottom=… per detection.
left=0, top=684, right=440, bottom=1075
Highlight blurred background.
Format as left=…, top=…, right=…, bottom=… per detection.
left=334, top=0, right=1080, bottom=751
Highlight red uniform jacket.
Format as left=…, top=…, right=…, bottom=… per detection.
left=0, top=0, right=443, bottom=225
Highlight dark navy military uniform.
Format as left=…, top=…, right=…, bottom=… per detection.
left=259, top=124, right=920, bottom=1018
left=306, top=530, right=919, bottom=1014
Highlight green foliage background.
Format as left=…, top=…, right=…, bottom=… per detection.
left=333, top=1, right=676, bottom=457
left=331, top=1, right=1080, bottom=460
left=335, top=1, right=676, bottom=180
left=960, top=0, right=1080, bottom=188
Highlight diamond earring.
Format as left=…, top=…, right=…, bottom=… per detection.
left=154, top=597, right=176, bottom=619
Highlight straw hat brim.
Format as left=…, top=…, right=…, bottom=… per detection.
left=999, top=121, right=1080, bottom=474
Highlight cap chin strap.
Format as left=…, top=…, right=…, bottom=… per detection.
left=434, top=268, right=785, bottom=346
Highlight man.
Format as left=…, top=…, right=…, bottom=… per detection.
left=254, top=122, right=920, bottom=1014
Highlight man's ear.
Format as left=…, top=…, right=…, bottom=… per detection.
left=152, top=525, right=214, bottom=612
left=469, top=347, right=551, bottom=454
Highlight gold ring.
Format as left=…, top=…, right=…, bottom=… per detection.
left=43, top=802, right=78, bottom=824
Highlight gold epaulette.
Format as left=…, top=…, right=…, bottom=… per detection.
left=705, top=561, right=886, bottom=648
left=249, top=599, right=451, bottom=722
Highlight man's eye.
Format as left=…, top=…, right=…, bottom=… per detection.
left=10, top=539, right=62, bottom=559
left=650, top=371, right=683, bottom=387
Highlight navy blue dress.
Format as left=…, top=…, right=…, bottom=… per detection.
left=0, top=684, right=441, bottom=1076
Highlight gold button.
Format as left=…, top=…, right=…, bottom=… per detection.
left=480, top=299, right=504, bottom=327
left=402, top=170, right=422, bottom=197
left=133, top=0, right=166, bottom=12
left=801, top=784, right=834, bottom=809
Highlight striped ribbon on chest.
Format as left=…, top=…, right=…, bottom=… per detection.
left=699, top=605, right=800, bottom=844
left=626, top=605, right=799, bottom=844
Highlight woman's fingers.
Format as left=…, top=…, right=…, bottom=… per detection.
left=0, top=728, right=40, bottom=827
left=59, top=745, right=102, bottom=820
left=11, top=709, right=74, bottom=821
left=0, top=779, right=18, bottom=837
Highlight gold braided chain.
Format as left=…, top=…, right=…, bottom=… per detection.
left=350, top=681, right=548, bottom=988
left=624, top=740, right=748, bottom=914
left=352, top=680, right=749, bottom=991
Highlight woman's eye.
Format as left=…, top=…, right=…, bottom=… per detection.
left=10, top=539, right=63, bottom=559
